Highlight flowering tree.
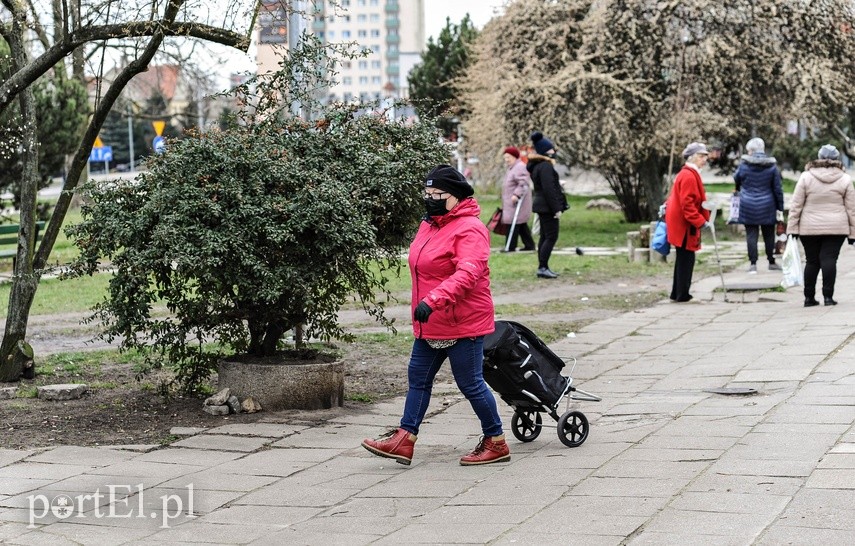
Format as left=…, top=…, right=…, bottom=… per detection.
left=463, top=0, right=855, bottom=221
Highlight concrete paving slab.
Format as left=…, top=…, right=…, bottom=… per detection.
left=250, top=529, right=382, bottom=545
left=0, top=450, right=34, bottom=469
left=142, top=521, right=285, bottom=543
left=0, top=478, right=57, bottom=497
left=639, top=507, right=769, bottom=537
left=22, top=522, right=156, bottom=544
left=373, top=522, right=514, bottom=544
left=628, top=531, right=750, bottom=545
left=233, top=484, right=358, bottom=507
left=130, top=447, right=244, bottom=467
left=756, top=526, right=855, bottom=544
left=202, top=423, right=307, bottom=438
left=805, top=468, right=855, bottom=489
left=158, top=471, right=280, bottom=492
left=0, top=463, right=94, bottom=481
left=26, top=446, right=135, bottom=467
left=170, top=434, right=272, bottom=453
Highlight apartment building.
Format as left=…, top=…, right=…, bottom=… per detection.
left=256, top=0, right=425, bottom=103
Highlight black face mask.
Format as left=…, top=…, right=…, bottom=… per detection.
left=424, top=197, right=450, bottom=216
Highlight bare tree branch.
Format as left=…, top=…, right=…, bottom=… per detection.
left=0, top=19, right=250, bottom=115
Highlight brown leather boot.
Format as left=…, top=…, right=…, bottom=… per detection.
left=362, top=428, right=416, bottom=465
left=459, top=435, right=511, bottom=466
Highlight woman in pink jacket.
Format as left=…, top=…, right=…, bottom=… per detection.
left=362, top=165, right=509, bottom=467
left=786, top=144, right=855, bottom=306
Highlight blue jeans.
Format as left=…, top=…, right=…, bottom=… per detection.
left=400, top=337, right=504, bottom=437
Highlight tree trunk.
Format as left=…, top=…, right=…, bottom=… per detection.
left=1, top=0, right=184, bottom=377
left=605, top=152, right=667, bottom=223
left=0, top=7, right=40, bottom=382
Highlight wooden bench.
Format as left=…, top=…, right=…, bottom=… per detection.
left=0, top=222, right=46, bottom=265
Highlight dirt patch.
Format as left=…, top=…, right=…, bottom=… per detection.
left=0, top=271, right=677, bottom=451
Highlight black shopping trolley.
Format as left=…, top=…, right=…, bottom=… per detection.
left=483, top=320, right=601, bottom=447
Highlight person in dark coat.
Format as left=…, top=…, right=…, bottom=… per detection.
left=734, top=137, right=785, bottom=273
left=666, top=142, right=712, bottom=302
left=528, top=131, right=568, bottom=279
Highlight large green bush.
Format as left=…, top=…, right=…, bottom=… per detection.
left=65, top=37, right=449, bottom=392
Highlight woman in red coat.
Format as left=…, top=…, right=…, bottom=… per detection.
left=665, top=142, right=712, bottom=302
left=362, top=165, right=509, bottom=467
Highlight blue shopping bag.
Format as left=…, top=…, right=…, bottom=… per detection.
left=652, top=220, right=670, bottom=256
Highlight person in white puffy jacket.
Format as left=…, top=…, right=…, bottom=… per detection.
left=786, top=144, right=855, bottom=307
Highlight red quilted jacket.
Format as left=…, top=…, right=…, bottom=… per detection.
left=409, top=198, right=495, bottom=340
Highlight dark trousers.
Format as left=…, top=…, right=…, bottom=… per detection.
left=800, top=235, right=845, bottom=299
left=537, top=214, right=560, bottom=269
left=505, top=222, right=536, bottom=251
left=670, top=245, right=696, bottom=302
left=745, top=224, right=776, bottom=264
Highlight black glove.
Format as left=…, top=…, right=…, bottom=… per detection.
left=791, top=234, right=799, bottom=240
left=414, top=301, right=433, bottom=323
left=848, top=238, right=855, bottom=245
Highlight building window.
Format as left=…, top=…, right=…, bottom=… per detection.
left=387, top=44, right=397, bottom=53
left=341, top=0, right=350, bottom=5
left=358, top=60, right=368, bottom=69
left=371, top=60, right=381, bottom=69
left=342, top=30, right=351, bottom=38
left=371, top=76, right=381, bottom=84
left=358, top=0, right=366, bottom=5
left=370, top=29, right=380, bottom=37
left=371, top=44, right=380, bottom=53
left=370, top=0, right=379, bottom=5
left=342, top=60, right=351, bottom=69
left=359, top=76, right=369, bottom=84
left=370, top=14, right=379, bottom=22
left=343, top=76, right=353, bottom=85
left=328, top=30, right=335, bottom=39
left=357, top=14, right=367, bottom=22
left=358, top=30, right=367, bottom=38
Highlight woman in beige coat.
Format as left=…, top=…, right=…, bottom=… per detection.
left=787, top=144, right=855, bottom=306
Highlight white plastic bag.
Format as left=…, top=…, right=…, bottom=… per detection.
left=780, top=235, right=803, bottom=288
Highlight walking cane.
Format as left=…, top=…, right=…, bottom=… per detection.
left=504, top=189, right=526, bottom=252
left=702, top=201, right=728, bottom=302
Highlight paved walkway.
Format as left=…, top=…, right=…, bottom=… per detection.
left=2, top=244, right=855, bottom=544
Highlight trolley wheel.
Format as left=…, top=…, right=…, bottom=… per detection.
left=557, top=410, right=589, bottom=447
left=511, top=411, right=543, bottom=442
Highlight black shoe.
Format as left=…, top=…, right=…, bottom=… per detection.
left=804, top=297, right=820, bottom=307
left=536, top=268, right=558, bottom=279
left=520, top=247, right=536, bottom=252
left=575, top=247, right=584, bottom=255
left=824, top=297, right=837, bottom=306
left=499, top=249, right=516, bottom=253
